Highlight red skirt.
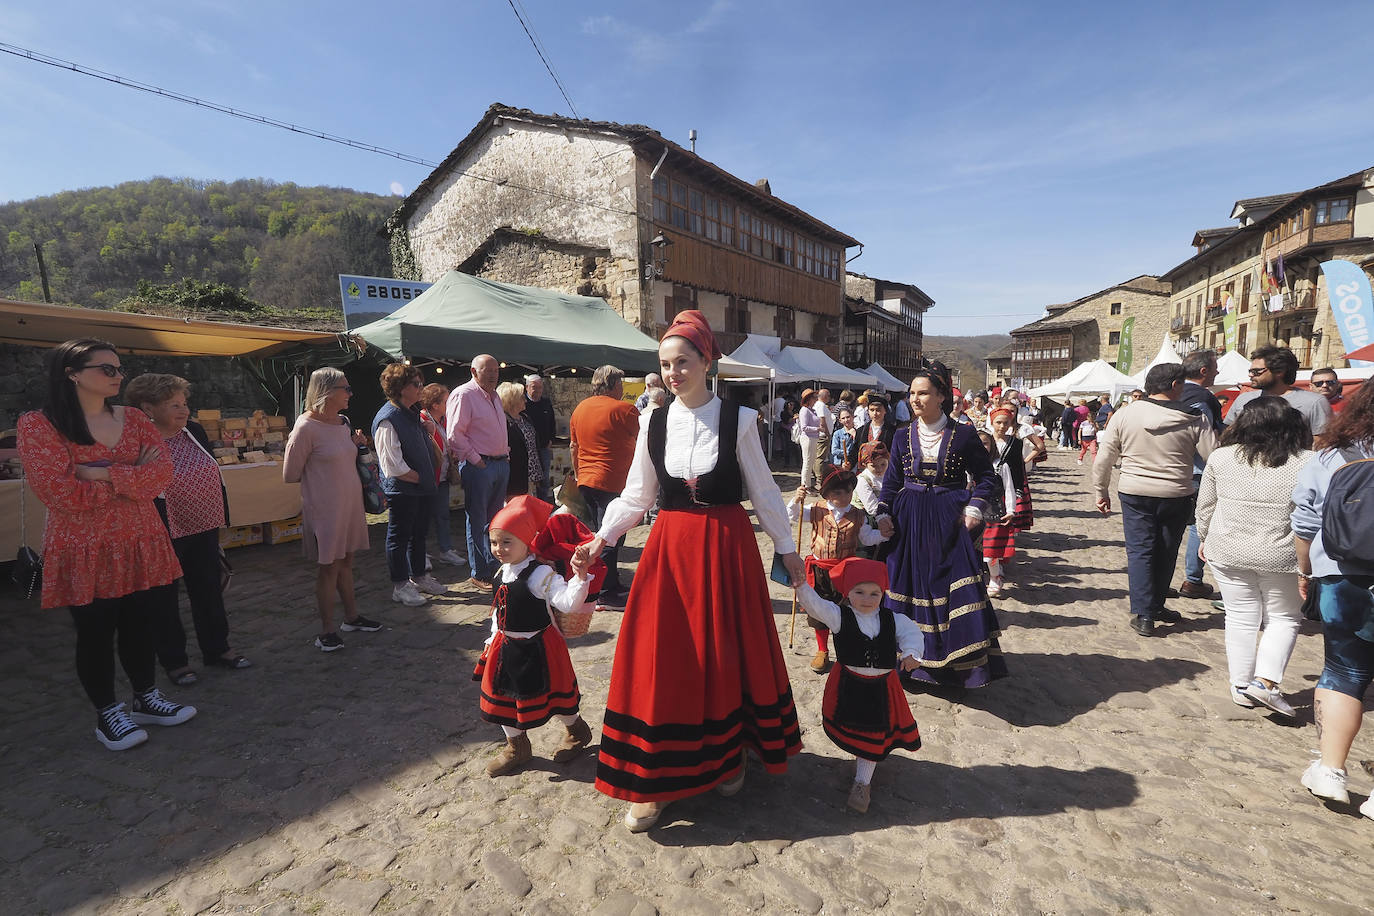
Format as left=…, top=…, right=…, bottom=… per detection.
left=474, top=626, right=580, bottom=729
left=595, top=504, right=803, bottom=803
left=822, top=666, right=922, bottom=761
left=982, top=486, right=1034, bottom=560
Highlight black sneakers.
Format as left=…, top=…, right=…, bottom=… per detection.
left=315, top=632, right=345, bottom=652
left=340, top=615, right=382, bottom=633
left=131, top=688, right=197, bottom=726
left=96, top=703, right=148, bottom=751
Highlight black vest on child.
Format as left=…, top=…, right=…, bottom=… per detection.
left=648, top=398, right=744, bottom=509
left=832, top=602, right=897, bottom=669
left=495, top=564, right=549, bottom=632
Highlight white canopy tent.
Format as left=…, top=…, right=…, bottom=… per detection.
left=1129, top=336, right=1183, bottom=384
left=1027, top=359, right=1139, bottom=402
left=1212, top=350, right=1253, bottom=387
left=773, top=346, right=879, bottom=389
left=865, top=362, right=908, bottom=392
left=722, top=339, right=807, bottom=383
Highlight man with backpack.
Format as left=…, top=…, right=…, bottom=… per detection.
left=1290, top=377, right=1374, bottom=813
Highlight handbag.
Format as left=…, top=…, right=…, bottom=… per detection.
left=13, top=468, right=42, bottom=599
left=346, top=417, right=388, bottom=514
left=1300, top=577, right=1321, bottom=622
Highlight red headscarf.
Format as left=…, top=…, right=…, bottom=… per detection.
left=989, top=406, right=1017, bottom=425
left=663, top=309, right=721, bottom=360
left=831, top=557, right=889, bottom=596
left=490, top=495, right=554, bottom=550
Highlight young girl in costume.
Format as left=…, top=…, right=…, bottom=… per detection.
left=797, top=557, right=923, bottom=813
left=853, top=441, right=889, bottom=521
left=473, top=495, right=596, bottom=777
left=788, top=466, right=889, bottom=674
left=982, top=406, right=1033, bottom=597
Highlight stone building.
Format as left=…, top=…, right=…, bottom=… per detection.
left=1007, top=276, right=1171, bottom=388
left=841, top=272, right=933, bottom=383
left=1160, top=167, right=1374, bottom=369
left=385, top=104, right=860, bottom=360
left=985, top=342, right=1015, bottom=391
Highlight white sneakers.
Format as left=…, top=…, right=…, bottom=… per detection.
left=1241, top=680, right=1297, bottom=718
left=392, top=582, right=427, bottom=606
left=1302, top=760, right=1350, bottom=804
left=412, top=575, right=450, bottom=596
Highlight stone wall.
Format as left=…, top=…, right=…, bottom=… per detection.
left=1067, top=285, right=1172, bottom=375
left=0, top=342, right=278, bottom=432
left=461, top=230, right=640, bottom=320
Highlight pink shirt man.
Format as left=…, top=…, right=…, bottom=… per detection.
left=446, top=378, right=508, bottom=466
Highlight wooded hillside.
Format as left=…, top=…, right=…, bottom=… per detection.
left=0, top=178, right=395, bottom=320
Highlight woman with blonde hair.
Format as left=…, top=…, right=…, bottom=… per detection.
left=283, top=368, right=377, bottom=652
left=499, top=380, right=542, bottom=498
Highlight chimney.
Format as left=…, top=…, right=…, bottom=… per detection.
left=755, top=178, right=771, bottom=196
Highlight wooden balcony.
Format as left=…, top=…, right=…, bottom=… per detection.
left=1171, top=314, right=1192, bottom=332
left=1266, top=221, right=1355, bottom=259
left=657, top=231, right=843, bottom=316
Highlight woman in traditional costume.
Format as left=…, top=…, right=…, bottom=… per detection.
left=876, top=365, right=1008, bottom=689
left=574, top=310, right=805, bottom=832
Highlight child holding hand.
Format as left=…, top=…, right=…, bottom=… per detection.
left=473, top=495, right=595, bottom=777
left=797, top=557, right=923, bottom=813
left=788, top=466, right=889, bottom=674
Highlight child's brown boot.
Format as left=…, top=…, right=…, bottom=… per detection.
left=551, top=717, right=593, bottom=763
left=486, top=733, right=532, bottom=776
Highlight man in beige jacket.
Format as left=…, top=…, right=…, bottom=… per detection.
left=1092, top=363, right=1218, bottom=636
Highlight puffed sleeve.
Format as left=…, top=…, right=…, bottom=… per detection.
left=796, top=583, right=843, bottom=632
left=892, top=614, right=924, bottom=662
left=16, top=411, right=114, bottom=512
left=594, top=419, right=658, bottom=543
left=738, top=406, right=797, bottom=555
left=532, top=563, right=592, bottom=614
left=108, top=410, right=174, bottom=500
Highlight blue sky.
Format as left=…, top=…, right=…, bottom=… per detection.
left=3, top=0, right=1372, bottom=333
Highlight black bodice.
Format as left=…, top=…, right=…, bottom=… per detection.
left=832, top=602, right=897, bottom=669
left=648, top=398, right=744, bottom=510
left=494, top=564, right=549, bottom=632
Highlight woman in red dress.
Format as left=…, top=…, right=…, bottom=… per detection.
left=574, top=311, right=805, bottom=832
left=17, top=339, right=196, bottom=751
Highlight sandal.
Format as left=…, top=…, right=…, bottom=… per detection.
left=205, top=653, right=252, bottom=670
left=168, top=667, right=199, bottom=686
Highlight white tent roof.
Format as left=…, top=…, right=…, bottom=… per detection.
left=1027, top=359, right=1139, bottom=400
left=865, top=362, right=908, bottom=392
left=1129, top=336, right=1183, bottom=384
left=773, top=346, right=878, bottom=388
left=719, top=340, right=807, bottom=382
left=1212, top=350, right=1253, bottom=387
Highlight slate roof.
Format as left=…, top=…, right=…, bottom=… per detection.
left=389, top=103, right=859, bottom=247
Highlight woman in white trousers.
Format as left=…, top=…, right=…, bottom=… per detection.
left=1196, top=396, right=1314, bottom=717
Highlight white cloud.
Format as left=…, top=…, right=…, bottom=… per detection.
left=687, top=0, right=734, bottom=35
left=389, top=181, right=405, bottom=196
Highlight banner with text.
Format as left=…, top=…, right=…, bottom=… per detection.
left=1318, top=259, right=1374, bottom=368
left=1116, top=317, right=1135, bottom=374
left=1221, top=291, right=1238, bottom=353
left=339, top=274, right=433, bottom=330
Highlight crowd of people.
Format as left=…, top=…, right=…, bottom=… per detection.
left=15, top=326, right=1374, bottom=829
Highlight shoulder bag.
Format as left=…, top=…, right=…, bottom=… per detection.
left=13, top=462, right=42, bottom=599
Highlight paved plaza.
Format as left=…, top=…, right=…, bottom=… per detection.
left=2, top=451, right=1372, bottom=914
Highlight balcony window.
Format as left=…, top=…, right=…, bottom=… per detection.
left=1316, top=197, right=1353, bottom=224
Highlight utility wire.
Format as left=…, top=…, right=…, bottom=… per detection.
left=504, top=0, right=581, bottom=120
left=0, top=41, right=440, bottom=169
left=0, top=40, right=638, bottom=218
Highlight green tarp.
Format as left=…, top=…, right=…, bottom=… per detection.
left=352, top=270, right=662, bottom=371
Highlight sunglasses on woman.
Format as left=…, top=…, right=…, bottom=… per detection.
left=81, top=364, right=126, bottom=378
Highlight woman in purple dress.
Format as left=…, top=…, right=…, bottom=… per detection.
left=876, top=365, right=1008, bottom=689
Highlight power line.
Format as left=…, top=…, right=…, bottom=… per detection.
left=505, top=0, right=581, bottom=120
left=0, top=41, right=441, bottom=169
left=0, top=40, right=639, bottom=218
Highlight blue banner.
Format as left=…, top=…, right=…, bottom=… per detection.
left=338, top=274, right=433, bottom=330
left=1319, top=259, right=1374, bottom=368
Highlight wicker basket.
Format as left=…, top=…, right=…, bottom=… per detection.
left=554, top=608, right=594, bottom=638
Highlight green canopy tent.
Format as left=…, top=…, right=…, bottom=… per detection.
left=351, top=271, right=662, bottom=372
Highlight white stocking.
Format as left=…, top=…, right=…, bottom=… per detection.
left=555, top=714, right=580, bottom=728
left=854, top=758, right=877, bottom=785
left=987, top=559, right=1002, bottom=578
left=501, top=725, right=525, bottom=739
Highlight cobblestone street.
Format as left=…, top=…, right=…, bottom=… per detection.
left=3, top=451, right=1372, bottom=914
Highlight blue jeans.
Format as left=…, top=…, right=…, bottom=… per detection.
left=385, top=492, right=431, bottom=583
left=460, top=457, right=510, bottom=582
left=1315, top=576, right=1374, bottom=700
left=580, top=484, right=625, bottom=593
left=1118, top=492, right=1193, bottom=620
left=431, top=480, right=453, bottom=552
left=1183, top=475, right=1205, bottom=585
left=536, top=446, right=554, bottom=503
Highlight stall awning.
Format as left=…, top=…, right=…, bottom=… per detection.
left=0, top=299, right=345, bottom=358
left=865, top=362, right=908, bottom=392
left=773, top=346, right=878, bottom=389
left=352, top=271, right=662, bottom=372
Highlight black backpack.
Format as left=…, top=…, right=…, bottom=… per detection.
left=1322, top=448, right=1374, bottom=574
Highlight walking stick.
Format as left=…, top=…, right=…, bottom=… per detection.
left=787, top=495, right=807, bottom=648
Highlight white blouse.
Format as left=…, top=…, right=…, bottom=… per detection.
left=596, top=396, right=797, bottom=555
left=486, top=555, right=591, bottom=642
left=797, top=584, right=923, bottom=676
left=854, top=468, right=882, bottom=515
